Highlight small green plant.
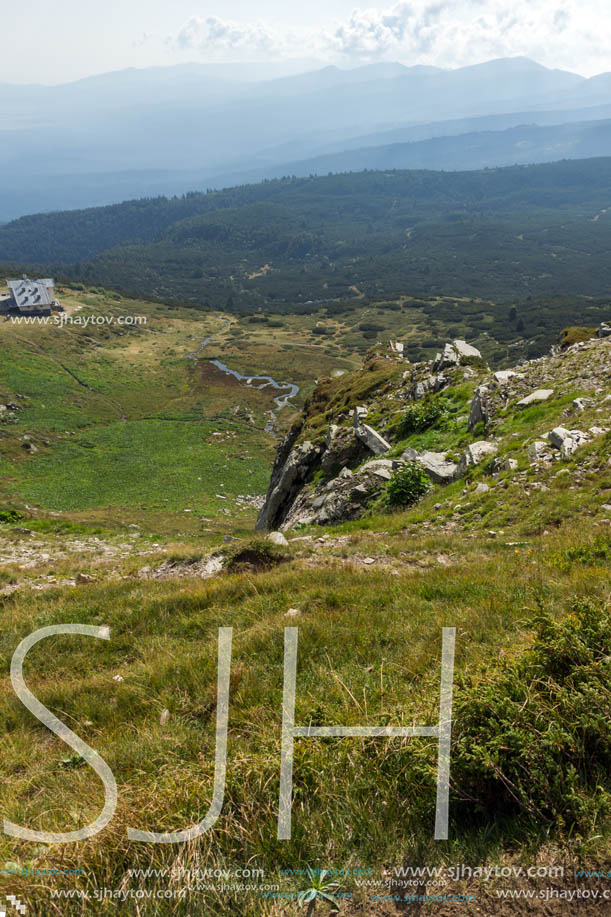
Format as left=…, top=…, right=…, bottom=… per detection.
left=554, top=534, right=611, bottom=571
left=0, top=510, right=23, bottom=524
left=452, top=600, right=611, bottom=833
left=298, top=868, right=341, bottom=916
left=386, top=462, right=431, bottom=507
left=397, top=397, right=448, bottom=436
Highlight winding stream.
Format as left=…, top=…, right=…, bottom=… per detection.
left=186, top=319, right=299, bottom=409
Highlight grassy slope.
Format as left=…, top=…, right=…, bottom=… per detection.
left=0, top=286, right=361, bottom=539
left=0, top=329, right=609, bottom=914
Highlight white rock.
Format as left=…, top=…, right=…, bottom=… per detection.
left=528, top=441, right=548, bottom=462
left=285, top=607, right=302, bottom=617
left=457, top=441, right=498, bottom=477
left=452, top=340, right=482, bottom=360
left=267, top=531, right=289, bottom=547
left=356, top=424, right=391, bottom=455
left=517, top=389, right=554, bottom=407
left=474, top=482, right=490, bottom=494
left=493, top=370, right=524, bottom=384
left=353, top=405, right=368, bottom=428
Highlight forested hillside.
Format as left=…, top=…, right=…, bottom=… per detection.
left=2, top=159, right=611, bottom=334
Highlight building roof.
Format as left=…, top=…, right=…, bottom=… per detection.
left=7, top=278, right=55, bottom=311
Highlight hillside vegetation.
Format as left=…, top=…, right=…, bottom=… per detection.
left=2, top=161, right=611, bottom=350
left=0, top=323, right=609, bottom=915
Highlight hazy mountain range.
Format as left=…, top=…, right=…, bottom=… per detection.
left=2, top=56, right=611, bottom=222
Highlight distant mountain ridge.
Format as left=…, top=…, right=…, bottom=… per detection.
left=2, top=57, right=611, bottom=221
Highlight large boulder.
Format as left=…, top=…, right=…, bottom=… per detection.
left=434, top=340, right=482, bottom=370
left=355, top=423, right=391, bottom=455
left=457, top=441, right=498, bottom=476
left=548, top=426, right=589, bottom=458
left=599, top=322, right=611, bottom=338
left=517, top=389, right=554, bottom=408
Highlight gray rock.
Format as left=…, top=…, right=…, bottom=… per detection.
left=355, top=423, right=391, bottom=455
left=493, top=370, right=524, bottom=384
left=528, top=441, right=549, bottom=462
left=452, top=340, right=482, bottom=360
left=267, top=531, right=289, bottom=547
left=321, top=423, right=363, bottom=474
left=548, top=426, right=589, bottom=458
left=599, top=322, right=611, bottom=338
left=361, top=459, right=396, bottom=480
left=517, top=389, right=554, bottom=408
left=495, top=457, right=518, bottom=472
left=474, top=482, right=490, bottom=494
left=419, top=451, right=459, bottom=483
left=457, top=441, right=498, bottom=477
left=257, top=434, right=322, bottom=530
left=353, top=405, right=368, bottom=428
left=468, top=384, right=493, bottom=432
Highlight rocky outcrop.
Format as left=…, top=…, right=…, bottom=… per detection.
left=256, top=334, right=610, bottom=531
left=256, top=428, right=322, bottom=530
left=355, top=423, right=391, bottom=455
left=433, top=340, right=482, bottom=370
left=321, top=424, right=364, bottom=474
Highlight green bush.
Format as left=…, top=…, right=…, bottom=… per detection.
left=386, top=462, right=431, bottom=507
left=0, top=509, right=23, bottom=524
left=452, top=600, right=611, bottom=833
left=397, top=397, right=448, bottom=436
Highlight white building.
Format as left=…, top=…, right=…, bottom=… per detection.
left=3, top=277, right=60, bottom=316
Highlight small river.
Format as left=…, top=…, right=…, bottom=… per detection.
left=186, top=319, right=299, bottom=409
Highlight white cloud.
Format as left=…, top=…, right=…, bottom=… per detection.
left=173, top=16, right=285, bottom=57
left=167, top=2, right=611, bottom=76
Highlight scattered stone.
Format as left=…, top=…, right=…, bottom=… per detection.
left=528, top=441, right=549, bottom=462
left=474, top=482, right=490, bottom=494
left=355, top=424, right=391, bottom=455
left=113, top=675, right=124, bottom=683
left=548, top=426, right=589, bottom=457
left=599, top=321, right=611, bottom=338
left=76, top=573, right=95, bottom=584
left=493, top=370, right=524, bottom=384
left=363, top=557, right=376, bottom=565
left=517, top=389, right=554, bottom=408
left=267, top=531, right=289, bottom=547
left=457, top=441, right=498, bottom=475
left=353, top=406, right=368, bottom=428
left=285, top=607, right=302, bottom=617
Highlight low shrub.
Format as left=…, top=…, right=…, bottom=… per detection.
left=386, top=463, right=431, bottom=507
left=452, top=600, right=611, bottom=834
left=397, top=397, right=448, bottom=436
left=0, top=510, right=23, bottom=524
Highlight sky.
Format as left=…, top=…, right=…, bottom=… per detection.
left=3, top=0, right=611, bottom=84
